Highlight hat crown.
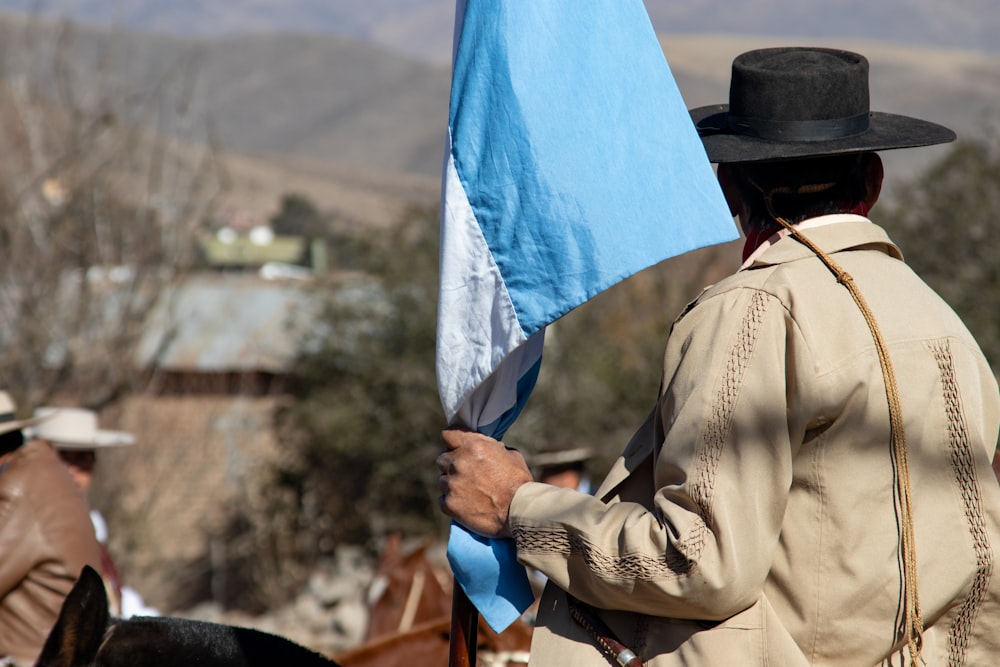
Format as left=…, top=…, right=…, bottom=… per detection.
left=730, top=47, right=870, bottom=123
left=33, top=408, right=99, bottom=446
left=0, top=391, right=15, bottom=418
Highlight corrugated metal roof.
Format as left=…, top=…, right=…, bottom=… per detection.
left=136, top=273, right=320, bottom=373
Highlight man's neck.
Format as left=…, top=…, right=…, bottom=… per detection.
left=740, top=212, right=872, bottom=269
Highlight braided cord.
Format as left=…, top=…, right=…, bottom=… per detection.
left=771, top=212, right=922, bottom=662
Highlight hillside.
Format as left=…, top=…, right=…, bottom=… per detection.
left=1, top=13, right=996, bottom=222
left=0, top=18, right=451, bottom=179
left=186, top=30, right=1000, bottom=201
left=190, top=32, right=450, bottom=179
left=0, top=14, right=446, bottom=226
left=0, top=0, right=995, bottom=63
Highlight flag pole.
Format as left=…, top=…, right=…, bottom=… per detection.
left=445, top=4, right=478, bottom=658
left=449, top=583, right=478, bottom=667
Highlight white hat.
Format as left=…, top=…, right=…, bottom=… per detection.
left=29, top=407, right=135, bottom=449
left=0, top=391, right=48, bottom=436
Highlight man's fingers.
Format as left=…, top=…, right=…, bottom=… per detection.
left=442, top=427, right=507, bottom=451
left=435, top=451, right=454, bottom=474
left=437, top=493, right=453, bottom=518
left=442, top=427, right=474, bottom=450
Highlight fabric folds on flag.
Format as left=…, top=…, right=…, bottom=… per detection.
left=437, top=0, right=738, bottom=632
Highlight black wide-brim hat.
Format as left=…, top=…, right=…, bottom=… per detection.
left=690, top=47, right=956, bottom=164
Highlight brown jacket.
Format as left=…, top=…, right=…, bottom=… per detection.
left=0, top=439, right=102, bottom=666
left=510, top=217, right=1000, bottom=665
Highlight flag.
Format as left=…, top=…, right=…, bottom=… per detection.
left=437, top=0, right=738, bottom=633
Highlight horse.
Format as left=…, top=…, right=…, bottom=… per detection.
left=36, top=565, right=341, bottom=667
left=361, top=534, right=453, bottom=640
left=334, top=534, right=532, bottom=667
left=335, top=615, right=532, bottom=667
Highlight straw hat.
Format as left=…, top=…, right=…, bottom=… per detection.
left=0, top=391, right=48, bottom=436
left=29, top=407, right=135, bottom=449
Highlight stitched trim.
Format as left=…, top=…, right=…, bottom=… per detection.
left=513, top=528, right=692, bottom=579
left=514, top=291, right=770, bottom=581
left=929, top=340, right=993, bottom=666
left=680, top=289, right=769, bottom=558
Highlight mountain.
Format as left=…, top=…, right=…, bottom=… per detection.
left=22, top=21, right=451, bottom=178
left=645, top=1, right=1000, bottom=55
left=0, top=0, right=996, bottom=65
left=0, top=11, right=996, bottom=222
left=0, top=14, right=449, bottom=225
left=187, top=31, right=451, bottom=178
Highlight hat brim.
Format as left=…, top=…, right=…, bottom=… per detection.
left=52, top=430, right=136, bottom=450
left=690, top=105, right=956, bottom=164
left=531, top=447, right=594, bottom=468
left=0, top=412, right=51, bottom=437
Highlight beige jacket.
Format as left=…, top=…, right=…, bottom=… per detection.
left=510, top=217, right=1000, bottom=665
left=0, top=439, right=102, bottom=666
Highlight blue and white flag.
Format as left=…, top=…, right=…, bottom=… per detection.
left=437, top=0, right=738, bottom=632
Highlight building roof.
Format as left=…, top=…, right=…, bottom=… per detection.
left=135, top=274, right=319, bottom=373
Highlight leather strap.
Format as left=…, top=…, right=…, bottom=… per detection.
left=567, top=595, right=644, bottom=667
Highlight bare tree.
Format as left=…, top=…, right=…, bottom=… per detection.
left=0, top=15, right=224, bottom=412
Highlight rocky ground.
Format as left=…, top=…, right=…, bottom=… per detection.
left=173, top=545, right=378, bottom=659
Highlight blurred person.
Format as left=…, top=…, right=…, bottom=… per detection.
left=0, top=392, right=101, bottom=667
left=530, top=441, right=594, bottom=494
left=525, top=442, right=596, bottom=616
left=30, top=407, right=159, bottom=619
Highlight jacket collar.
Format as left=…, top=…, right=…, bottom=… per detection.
left=740, top=215, right=903, bottom=270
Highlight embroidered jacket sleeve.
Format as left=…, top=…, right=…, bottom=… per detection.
left=509, top=284, right=816, bottom=620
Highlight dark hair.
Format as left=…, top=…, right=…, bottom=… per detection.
left=0, top=429, right=24, bottom=456
left=729, top=153, right=873, bottom=230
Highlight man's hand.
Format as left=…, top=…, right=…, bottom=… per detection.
left=436, top=428, right=533, bottom=538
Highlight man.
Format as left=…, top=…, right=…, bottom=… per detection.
left=31, top=406, right=159, bottom=619
left=437, top=47, right=1000, bottom=665
left=0, top=393, right=101, bottom=667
